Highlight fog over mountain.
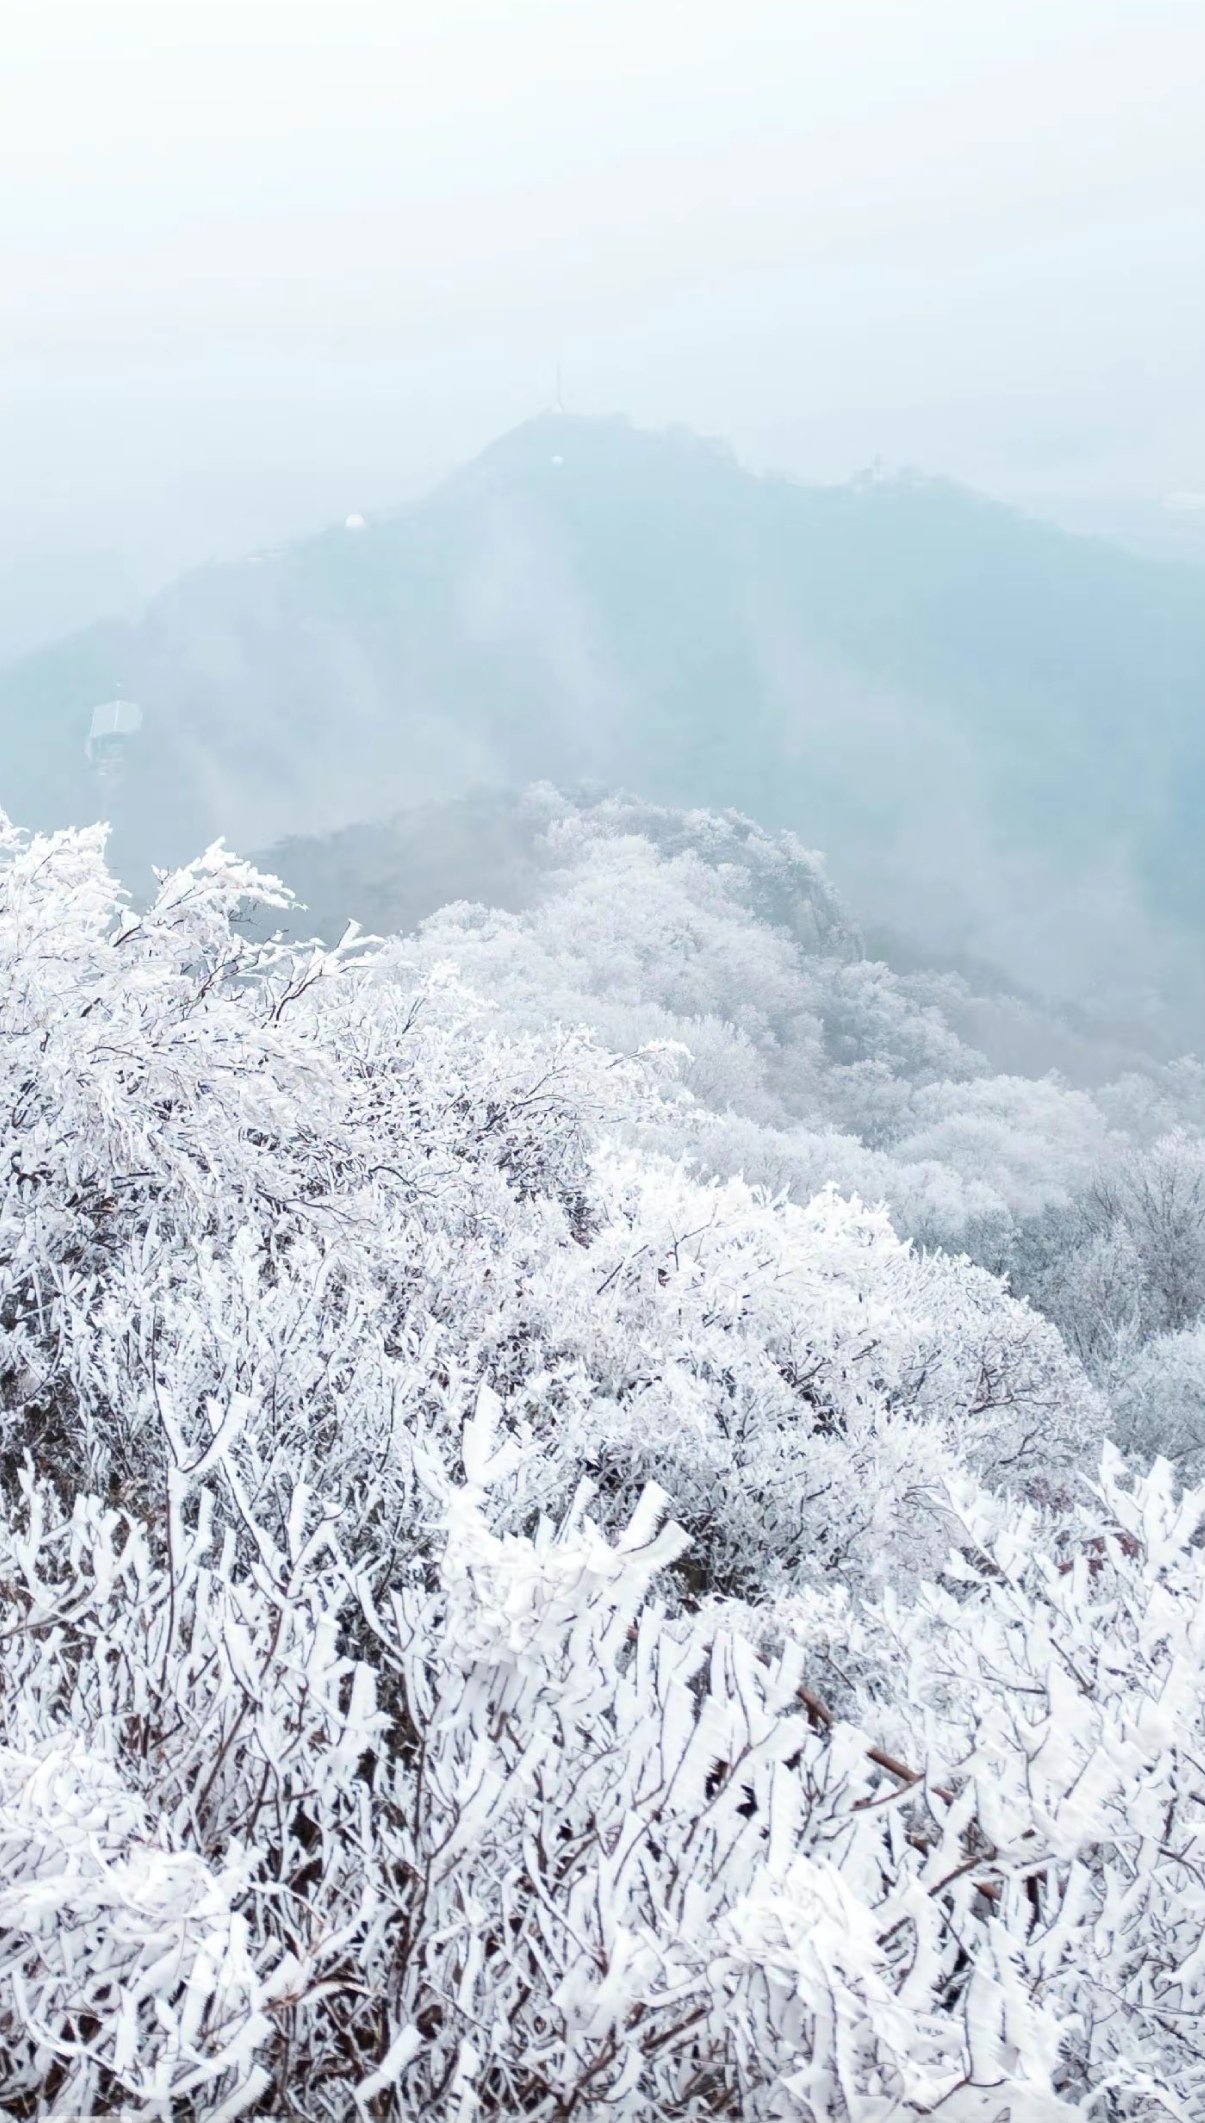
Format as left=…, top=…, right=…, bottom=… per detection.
left=14, top=8, right=1205, bottom=2107
left=3, top=411, right=1205, bottom=1040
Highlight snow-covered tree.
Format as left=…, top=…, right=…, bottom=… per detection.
left=0, top=808, right=1200, bottom=2119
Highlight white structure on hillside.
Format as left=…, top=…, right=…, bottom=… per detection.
left=86, top=699, right=143, bottom=782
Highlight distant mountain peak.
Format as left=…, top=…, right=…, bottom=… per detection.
left=2, top=412, right=1205, bottom=1033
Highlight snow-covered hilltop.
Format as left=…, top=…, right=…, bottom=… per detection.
left=4, top=803, right=1205, bottom=2116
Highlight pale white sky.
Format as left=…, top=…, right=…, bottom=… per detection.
left=2, top=0, right=1204, bottom=615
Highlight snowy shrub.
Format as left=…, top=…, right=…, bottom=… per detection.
left=5, top=1399, right=1205, bottom=2115
left=0, top=1737, right=266, bottom=2117
left=0, top=811, right=1189, bottom=2119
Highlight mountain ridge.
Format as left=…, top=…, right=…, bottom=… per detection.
left=1, top=411, right=1202, bottom=1017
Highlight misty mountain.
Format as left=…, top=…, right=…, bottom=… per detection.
left=2, top=412, right=1203, bottom=1017
left=257, top=784, right=1171, bottom=1088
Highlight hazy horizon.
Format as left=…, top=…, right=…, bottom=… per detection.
left=3, top=0, right=1205, bottom=657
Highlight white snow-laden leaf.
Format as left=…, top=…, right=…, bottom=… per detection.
left=462, top=1381, right=523, bottom=1490
left=354, top=2022, right=423, bottom=2103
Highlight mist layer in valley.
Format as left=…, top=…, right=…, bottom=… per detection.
left=4, top=413, right=1205, bottom=1050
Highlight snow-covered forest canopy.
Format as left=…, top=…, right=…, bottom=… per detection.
left=8, top=789, right=1205, bottom=2119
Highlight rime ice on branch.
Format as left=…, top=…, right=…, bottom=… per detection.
left=0, top=813, right=1201, bottom=2116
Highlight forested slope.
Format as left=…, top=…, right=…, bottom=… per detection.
left=4, top=800, right=1205, bottom=2114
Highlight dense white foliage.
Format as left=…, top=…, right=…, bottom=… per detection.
left=408, top=799, right=1124, bottom=1242
left=410, top=796, right=1205, bottom=1420
left=1, top=809, right=1203, bottom=2117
